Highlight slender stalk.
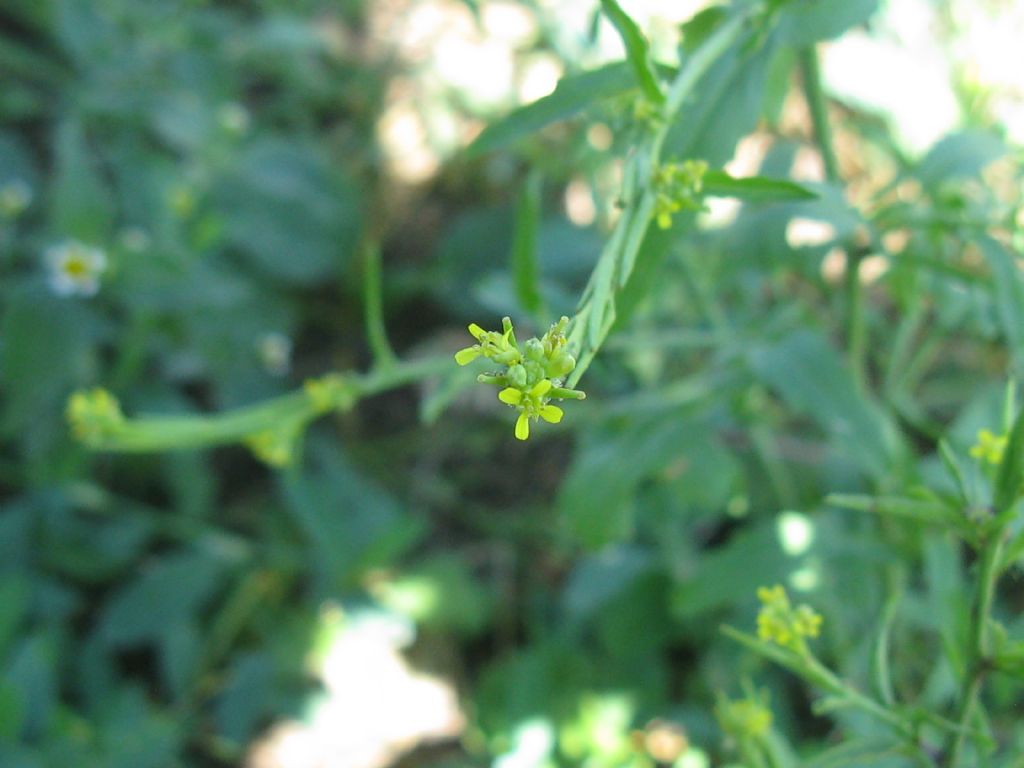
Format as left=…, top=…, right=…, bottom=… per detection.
left=78, top=355, right=452, bottom=454
left=947, top=533, right=1004, bottom=766
left=363, top=240, right=397, bottom=367
left=799, top=47, right=839, bottom=184
left=800, top=46, right=867, bottom=385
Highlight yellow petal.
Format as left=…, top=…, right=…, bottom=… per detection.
left=514, top=412, right=530, bottom=440
left=498, top=388, right=522, bottom=405
left=454, top=346, right=481, bottom=366
left=540, top=404, right=563, bottom=423
left=468, top=323, right=486, bottom=340
left=529, top=379, right=552, bottom=398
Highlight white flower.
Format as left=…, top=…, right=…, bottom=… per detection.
left=45, top=241, right=107, bottom=297
left=0, top=179, right=32, bottom=219
left=257, top=332, right=292, bottom=376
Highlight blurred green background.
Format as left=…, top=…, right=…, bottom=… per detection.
left=2, top=0, right=1024, bottom=766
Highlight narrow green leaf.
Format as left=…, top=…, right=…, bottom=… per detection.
left=980, top=237, right=1024, bottom=373
left=827, top=494, right=972, bottom=536
left=466, top=63, right=640, bottom=156
left=599, top=0, right=664, bottom=104
left=995, top=407, right=1024, bottom=513
left=510, top=171, right=544, bottom=318
left=702, top=170, right=818, bottom=202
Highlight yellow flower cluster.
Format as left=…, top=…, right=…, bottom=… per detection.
left=969, top=428, right=1007, bottom=465
left=66, top=388, right=124, bottom=445
left=715, top=694, right=773, bottom=740
left=652, top=159, right=708, bottom=229
left=756, top=585, right=822, bottom=653
left=455, top=317, right=585, bottom=440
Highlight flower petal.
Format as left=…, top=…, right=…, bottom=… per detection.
left=498, top=387, right=522, bottom=405
left=467, top=323, right=487, bottom=340
left=514, top=412, right=530, bottom=440
left=454, top=346, right=481, bottom=366
left=540, top=404, right=563, bottom=423
left=529, top=379, right=552, bottom=398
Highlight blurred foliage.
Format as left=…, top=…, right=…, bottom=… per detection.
left=3, top=0, right=1024, bottom=767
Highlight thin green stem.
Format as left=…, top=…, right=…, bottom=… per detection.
left=76, top=355, right=452, bottom=455
left=800, top=45, right=867, bottom=386
left=565, top=8, right=754, bottom=387
left=798, top=46, right=839, bottom=185
left=947, top=533, right=1004, bottom=766
left=363, top=240, right=397, bottom=367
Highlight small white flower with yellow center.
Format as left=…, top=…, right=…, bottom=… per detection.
left=45, top=240, right=108, bottom=297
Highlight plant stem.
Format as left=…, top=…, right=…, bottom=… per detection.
left=799, top=46, right=839, bottom=185
left=947, top=532, right=1004, bottom=766
left=80, top=355, right=452, bottom=454
left=363, top=240, right=397, bottom=367
left=800, top=45, right=867, bottom=385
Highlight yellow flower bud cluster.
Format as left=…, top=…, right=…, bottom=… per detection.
left=715, top=693, right=773, bottom=740
left=969, top=428, right=1007, bottom=465
left=756, top=584, right=822, bottom=653
left=455, top=316, right=585, bottom=440
left=653, top=159, right=708, bottom=229
left=66, top=388, right=124, bottom=445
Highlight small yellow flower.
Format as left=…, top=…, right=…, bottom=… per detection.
left=455, top=317, right=584, bottom=440
left=716, top=693, right=772, bottom=740
left=756, top=584, right=822, bottom=653
left=969, top=428, right=1007, bottom=465
left=67, top=388, right=124, bottom=444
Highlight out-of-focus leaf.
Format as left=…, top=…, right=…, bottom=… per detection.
left=978, top=237, right=1024, bottom=374
left=749, top=330, right=902, bottom=480
left=671, top=523, right=788, bottom=621
left=778, top=0, right=879, bottom=44
left=915, top=131, right=1008, bottom=186
left=995, top=406, right=1024, bottom=514
left=373, top=555, right=492, bottom=635
left=50, top=120, right=115, bottom=241
left=97, top=551, right=229, bottom=648
left=562, top=545, right=653, bottom=623
left=467, top=63, right=643, bottom=156
left=0, top=291, right=99, bottom=451
left=214, top=652, right=276, bottom=745
left=703, top=170, right=817, bottom=202
left=217, top=140, right=360, bottom=283
left=511, top=171, right=544, bottom=318
left=6, top=634, right=57, bottom=740
left=599, top=0, right=664, bottom=104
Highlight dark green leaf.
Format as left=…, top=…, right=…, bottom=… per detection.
left=599, top=0, right=664, bottom=104
left=778, top=0, right=879, bottom=44
left=510, top=171, right=544, bottom=318
left=466, top=63, right=641, bottom=156
left=703, top=170, right=818, bottom=202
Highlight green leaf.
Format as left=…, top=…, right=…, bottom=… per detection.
left=995, top=406, right=1024, bottom=514
left=98, top=551, right=229, bottom=648
left=216, top=140, right=361, bottom=284
left=915, top=131, right=1008, bottom=186
left=510, top=171, right=544, bottom=318
left=50, top=120, right=115, bottom=241
left=978, top=237, right=1024, bottom=373
left=599, top=0, right=664, bottom=104
left=214, top=653, right=276, bottom=744
left=826, top=494, right=972, bottom=537
left=703, top=170, right=817, bottom=202
left=466, top=63, right=641, bottom=156
left=778, top=0, right=880, bottom=44
left=748, top=330, right=902, bottom=480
